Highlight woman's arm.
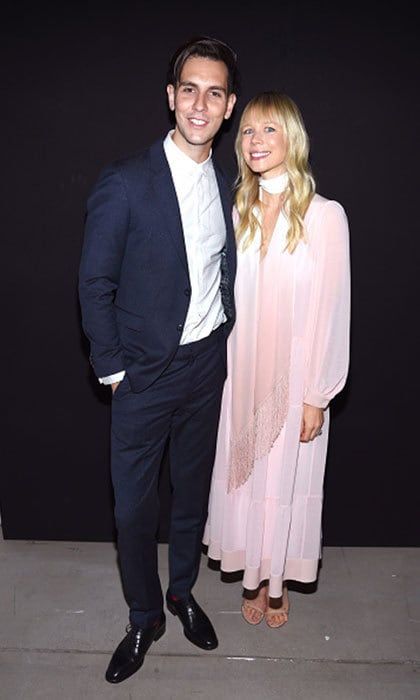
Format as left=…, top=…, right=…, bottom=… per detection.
left=303, top=200, right=351, bottom=412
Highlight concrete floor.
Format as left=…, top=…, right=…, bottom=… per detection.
left=0, top=538, right=419, bottom=699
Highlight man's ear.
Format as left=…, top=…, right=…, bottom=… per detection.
left=224, top=93, right=237, bottom=120
left=167, top=84, right=175, bottom=111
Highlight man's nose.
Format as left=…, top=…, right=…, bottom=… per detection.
left=193, top=92, right=207, bottom=112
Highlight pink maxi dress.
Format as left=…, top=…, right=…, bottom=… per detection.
left=203, top=191, right=350, bottom=597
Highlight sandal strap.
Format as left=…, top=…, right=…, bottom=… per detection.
left=266, top=607, right=289, bottom=617
left=265, top=606, right=289, bottom=628
left=242, top=599, right=266, bottom=616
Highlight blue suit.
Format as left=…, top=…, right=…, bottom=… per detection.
left=79, top=138, right=236, bottom=626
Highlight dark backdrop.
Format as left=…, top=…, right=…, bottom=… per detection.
left=2, top=1, right=419, bottom=545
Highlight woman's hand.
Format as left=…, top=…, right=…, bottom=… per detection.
left=300, top=404, right=324, bottom=442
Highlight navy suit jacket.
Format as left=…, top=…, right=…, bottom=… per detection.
left=79, top=138, right=237, bottom=393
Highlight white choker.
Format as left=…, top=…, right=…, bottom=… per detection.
left=259, top=172, right=288, bottom=195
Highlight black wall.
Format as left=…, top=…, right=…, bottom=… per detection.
left=2, top=1, right=419, bottom=545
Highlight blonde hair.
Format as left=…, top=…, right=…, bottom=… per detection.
left=235, top=92, right=315, bottom=253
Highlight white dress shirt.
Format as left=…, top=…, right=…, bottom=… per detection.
left=99, top=131, right=226, bottom=385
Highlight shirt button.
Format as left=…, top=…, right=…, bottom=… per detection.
left=184, top=289, right=191, bottom=297
left=177, top=324, right=183, bottom=331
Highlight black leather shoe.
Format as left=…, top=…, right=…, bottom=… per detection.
left=166, top=593, right=218, bottom=650
left=105, top=615, right=166, bottom=684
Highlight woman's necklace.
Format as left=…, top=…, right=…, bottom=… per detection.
left=259, top=171, right=288, bottom=195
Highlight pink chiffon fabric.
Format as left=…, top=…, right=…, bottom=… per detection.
left=203, top=194, right=350, bottom=597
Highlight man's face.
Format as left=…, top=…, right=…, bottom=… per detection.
left=167, top=56, right=236, bottom=158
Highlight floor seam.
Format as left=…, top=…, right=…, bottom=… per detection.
left=0, top=648, right=419, bottom=666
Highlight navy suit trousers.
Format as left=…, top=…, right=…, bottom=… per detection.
left=110, top=325, right=227, bottom=628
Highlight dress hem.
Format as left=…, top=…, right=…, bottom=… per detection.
left=205, top=540, right=321, bottom=597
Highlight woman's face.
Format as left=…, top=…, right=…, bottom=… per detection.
left=240, top=111, right=288, bottom=179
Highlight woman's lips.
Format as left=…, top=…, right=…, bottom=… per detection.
left=250, top=151, right=270, bottom=160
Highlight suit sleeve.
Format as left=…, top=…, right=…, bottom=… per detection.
left=78, top=165, right=129, bottom=378
left=303, top=201, right=351, bottom=408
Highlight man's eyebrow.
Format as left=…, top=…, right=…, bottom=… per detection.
left=179, top=80, right=227, bottom=94
left=208, top=85, right=227, bottom=93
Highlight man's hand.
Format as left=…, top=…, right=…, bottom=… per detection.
left=111, top=381, right=120, bottom=394
left=300, top=403, right=324, bottom=442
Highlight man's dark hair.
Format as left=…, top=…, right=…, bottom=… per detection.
left=167, top=36, right=239, bottom=95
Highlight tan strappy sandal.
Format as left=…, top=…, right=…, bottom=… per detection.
left=241, top=597, right=266, bottom=625
left=265, top=587, right=289, bottom=628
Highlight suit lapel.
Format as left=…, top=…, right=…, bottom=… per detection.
left=149, top=140, right=189, bottom=273
left=148, top=140, right=235, bottom=280
left=213, top=162, right=236, bottom=269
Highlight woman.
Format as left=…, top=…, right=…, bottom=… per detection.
left=203, top=92, right=350, bottom=628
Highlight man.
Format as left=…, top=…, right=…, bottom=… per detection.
left=79, top=37, right=237, bottom=684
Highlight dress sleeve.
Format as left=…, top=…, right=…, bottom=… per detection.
left=303, top=200, right=351, bottom=409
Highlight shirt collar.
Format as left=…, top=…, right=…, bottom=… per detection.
left=164, top=130, right=212, bottom=178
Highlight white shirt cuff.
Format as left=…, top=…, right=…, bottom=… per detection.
left=99, top=370, right=126, bottom=385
